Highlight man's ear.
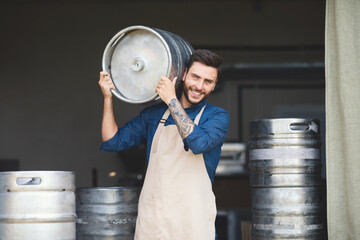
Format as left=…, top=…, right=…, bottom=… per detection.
left=182, top=68, right=188, bottom=81
left=212, top=79, right=218, bottom=91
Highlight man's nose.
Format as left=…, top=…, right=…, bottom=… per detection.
left=195, top=80, right=204, bottom=90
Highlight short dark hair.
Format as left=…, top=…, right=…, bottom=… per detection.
left=186, top=49, right=222, bottom=74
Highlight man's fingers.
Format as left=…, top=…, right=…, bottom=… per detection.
left=100, top=73, right=112, bottom=83
left=172, top=77, right=178, bottom=86
left=99, top=74, right=114, bottom=89
left=159, top=76, right=177, bottom=85
left=100, top=71, right=111, bottom=81
left=105, top=81, right=114, bottom=87
left=100, top=71, right=108, bottom=78
left=100, top=78, right=111, bottom=86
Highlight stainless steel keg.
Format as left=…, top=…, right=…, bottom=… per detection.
left=102, top=25, right=193, bottom=104
left=0, top=171, right=76, bottom=240
left=76, top=187, right=140, bottom=240
left=248, top=119, right=324, bottom=240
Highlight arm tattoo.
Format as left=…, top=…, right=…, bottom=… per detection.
left=168, top=98, right=194, bottom=139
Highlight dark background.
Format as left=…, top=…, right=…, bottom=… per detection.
left=0, top=1, right=326, bottom=234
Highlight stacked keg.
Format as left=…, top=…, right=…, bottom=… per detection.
left=249, top=118, right=324, bottom=239
left=0, top=172, right=140, bottom=240
left=0, top=171, right=76, bottom=240
left=76, top=187, right=140, bottom=240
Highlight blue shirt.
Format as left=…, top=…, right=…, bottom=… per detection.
left=101, top=100, right=229, bottom=183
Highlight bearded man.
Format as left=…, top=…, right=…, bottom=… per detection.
left=99, top=49, right=229, bottom=240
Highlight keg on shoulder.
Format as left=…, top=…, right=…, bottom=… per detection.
left=76, top=187, right=140, bottom=240
left=102, top=25, right=193, bottom=104
left=0, top=171, right=76, bottom=240
left=248, top=118, right=324, bottom=239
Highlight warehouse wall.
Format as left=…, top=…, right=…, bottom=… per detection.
left=0, top=0, right=325, bottom=187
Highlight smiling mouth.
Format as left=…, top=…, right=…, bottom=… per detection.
left=191, top=90, right=202, bottom=96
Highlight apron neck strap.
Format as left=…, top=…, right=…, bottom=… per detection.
left=194, top=105, right=206, bottom=125
left=152, top=109, right=170, bottom=153
left=152, top=105, right=206, bottom=154
left=160, top=104, right=207, bottom=126
left=160, top=109, right=171, bottom=124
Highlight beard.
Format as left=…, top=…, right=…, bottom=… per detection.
left=182, top=81, right=210, bottom=106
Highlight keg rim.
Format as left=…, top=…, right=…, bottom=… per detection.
left=76, top=186, right=140, bottom=191
left=249, top=118, right=321, bottom=136
left=0, top=170, right=75, bottom=174
left=102, top=25, right=172, bottom=104
left=249, top=118, right=320, bottom=123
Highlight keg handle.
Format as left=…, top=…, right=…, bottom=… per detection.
left=110, top=88, right=123, bottom=100
left=289, top=121, right=319, bottom=133
left=16, top=177, right=42, bottom=185
left=289, top=122, right=310, bottom=131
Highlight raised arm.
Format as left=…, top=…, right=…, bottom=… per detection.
left=155, top=76, right=195, bottom=139
left=98, top=71, right=118, bottom=142
left=168, top=98, right=194, bottom=139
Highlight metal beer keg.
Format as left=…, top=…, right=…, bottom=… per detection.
left=0, top=171, right=76, bottom=240
left=76, top=187, right=140, bottom=240
left=102, top=25, right=193, bottom=104
left=248, top=119, right=324, bottom=240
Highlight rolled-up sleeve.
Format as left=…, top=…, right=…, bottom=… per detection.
left=100, top=109, right=148, bottom=152
left=183, top=109, right=229, bottom=154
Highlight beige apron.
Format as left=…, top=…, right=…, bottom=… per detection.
left=134, top=105, right=216, bottom=240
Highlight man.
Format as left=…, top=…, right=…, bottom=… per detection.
left=99, top=49, right=229, bottom=240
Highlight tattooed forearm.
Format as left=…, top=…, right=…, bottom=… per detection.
left=168, top=98, right=194, bottom=139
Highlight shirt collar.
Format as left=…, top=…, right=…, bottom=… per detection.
left=185, top=100, right=207, bottom=112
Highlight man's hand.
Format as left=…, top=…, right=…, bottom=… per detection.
left=155, top=76, right=178, bottom=105
left=99, top=71, right=115, bottom=99
left=99, top=71, right=118, bottom=142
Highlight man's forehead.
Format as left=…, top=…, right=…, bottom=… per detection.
left=188, top=62, right=218, bottom=80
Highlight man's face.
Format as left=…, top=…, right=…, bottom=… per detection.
left=182, top=62, right=218, bottom=107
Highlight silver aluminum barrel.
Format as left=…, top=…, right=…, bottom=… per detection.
left=76, top=187, right=140, bottom=240
left=102, top=25, right=193, bottom=104
left=248, top=119, right=324, bottom=240
left=0, top=171, right=76, bottom=240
